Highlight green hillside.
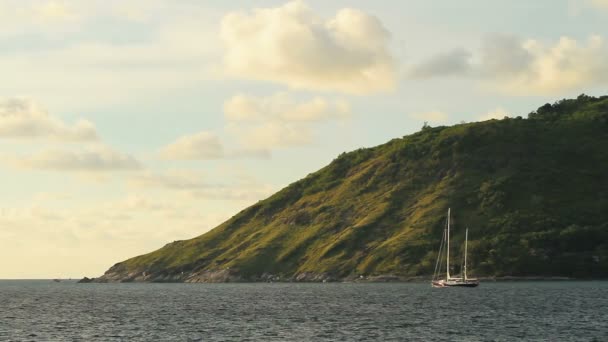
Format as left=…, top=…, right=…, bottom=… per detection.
left=96, top=94, right=608, bottom=282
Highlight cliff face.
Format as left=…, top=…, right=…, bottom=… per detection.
left=94, top=95, right=608, bottom=282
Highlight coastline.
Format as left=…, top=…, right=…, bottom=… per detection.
left=79, top=273, right=605, bottom=284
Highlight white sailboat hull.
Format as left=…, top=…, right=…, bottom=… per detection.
left=432, top=279, right=479, bottom=288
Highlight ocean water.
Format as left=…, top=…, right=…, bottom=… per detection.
left=0, top=281, right=606, bottom=341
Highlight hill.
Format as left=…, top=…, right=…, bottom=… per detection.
left=94, top=94, right=608, bottom=282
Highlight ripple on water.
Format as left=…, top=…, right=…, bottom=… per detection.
left=1, top=281, right=608, bottom=341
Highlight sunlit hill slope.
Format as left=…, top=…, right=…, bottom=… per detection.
left=94, top=95, right=608, bottom=282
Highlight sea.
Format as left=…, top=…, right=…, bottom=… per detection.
left=0, top=280, right=606, bottom=341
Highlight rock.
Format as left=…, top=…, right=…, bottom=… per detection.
left=185, top=269, right=243, bottom=283
left=293, top=272, right=336, bottom=282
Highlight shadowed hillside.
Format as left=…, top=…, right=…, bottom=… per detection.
left=95, top=94, right=608, bottom=282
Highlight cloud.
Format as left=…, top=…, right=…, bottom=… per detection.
left=496, top=35, right=608, bottom=94
left=0, top=1, right=80, bottom=32
left=479, top=108, right=510, bottom=121
left=161, top=91, right=350, bottom=159
left=224, top=92, right=350, bottom=122
left=158, top=130, right=274, bottom=161
left=406, top=34, right=536, bottom=81
left=115, top=194, right=174, bottom=212
left=478, top=34, right=534, bottom=77
left=591, top=0, right=608, bottom=9
left=32, top=1, right=78, bottom=23
left=223, top=92, right=350, bottom=151
left=407, top=34, right=608, bottom=95
left=159, top=131, right=224, bottom=160
left=128, top=169, right=275, bottom=201
left=220, top=0, right=396, bottom=94
left=0, top=206, right=65, bottom=224
left=8, top=146, right=141, bottom=172
left=0, top=192, right=238, bottom=278
left=409, top=110, right=448, bottom=124
left=235, top=121, right=314, bottom=150
left=0, top=5, right=220, bottom=112
left=129, top=169, right=207, bottom=190
left=407, top=48, right=472, bottom=79
left=0, top=98, right=98, bottom=141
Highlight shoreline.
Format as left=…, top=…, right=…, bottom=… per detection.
left=78, top=275, right=608, bottom=284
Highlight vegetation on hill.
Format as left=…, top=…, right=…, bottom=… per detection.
left=98, top=94, right=608, bottom=282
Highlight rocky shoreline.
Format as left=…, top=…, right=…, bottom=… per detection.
left=79, top=269, right=586, bottom=284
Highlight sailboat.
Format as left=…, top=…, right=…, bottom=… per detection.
left=431, top=208, right=479, bottom=288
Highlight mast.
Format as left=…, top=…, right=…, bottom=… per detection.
left=446, top=208, right=450, bottom=280
left=433, top=228, right=446, bottom=281
left=464, top=228, right=468, bottom=281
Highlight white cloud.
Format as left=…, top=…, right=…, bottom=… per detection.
left=224, top=92, right=350, bottom=122
left=129, top=169, right=207, bottom=190
left=0, top=6, right=220, bottom=111
left=591, top=0, right=608, bottom=9
left=158, top=128, right=276, bottom=161
left=235, top=121, right=314, bottom=150
left=409, top=110, right=448, bottom=124
left=496, top=35, right=608, bottom=94
left=0, top=206, right=65, bottom=225
left=0, top=192, right=238, bottom=278
left=0, top=1, right=81, bottom=35
left=114, top=194, right=174, bottom=212
left=407, top=48, right=472, bottom=79
left=0, top=0, right=182, bottom=34
left=161, top=89, right=349, bottom=158
left=128, top=169, right=275, bottom=202
left=31, top=1, right=78, bottom=23
left=0, top=98, right=98, bottom=141
left=478, top=108, right=510, bottom=121
left=408, top=34, right=608, bottom=95
left=224, top=92, right=350, bottom=151
left=159, top=131, right=224, bottom=160
left=220, top=0, right=396, bottom=94
left=8, top=146, right=141, bottom=172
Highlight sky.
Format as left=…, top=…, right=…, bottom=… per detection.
left=0, top=0, right=607, bottom=279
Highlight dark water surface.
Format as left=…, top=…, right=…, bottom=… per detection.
left=0, top=281, right=606, bottom=341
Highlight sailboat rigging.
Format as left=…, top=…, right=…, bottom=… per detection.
left=432, top=208, right=479, bottom=288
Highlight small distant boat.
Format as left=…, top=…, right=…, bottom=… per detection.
left=53, top=279, right=61, bottom=283
left=431, top=208, right=479, bottom=288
